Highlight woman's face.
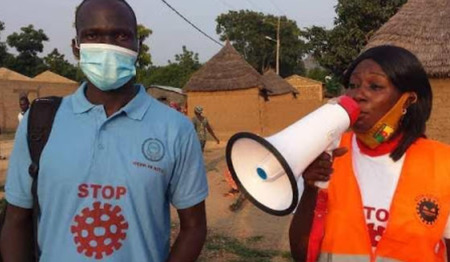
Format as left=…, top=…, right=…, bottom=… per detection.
left=346, top=59, right=402, bottom=133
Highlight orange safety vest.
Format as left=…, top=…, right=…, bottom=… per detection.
left=319, top=132, right=450, bottom=262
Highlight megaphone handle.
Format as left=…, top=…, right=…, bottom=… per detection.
left=314, top=138, right=339, bottom=189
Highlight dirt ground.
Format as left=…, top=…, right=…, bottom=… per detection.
left=0, top=140, right=292, bottom=261
left=171, top=142, right=293, bottom=261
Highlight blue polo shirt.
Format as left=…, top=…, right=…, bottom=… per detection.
left=5, top=83, right=208, bottom=261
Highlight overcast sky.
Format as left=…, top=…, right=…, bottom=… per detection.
left=1, top=0, right=337, bottom=66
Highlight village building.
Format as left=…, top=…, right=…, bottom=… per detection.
left=183, top=41, right=265, bottom=140
left=365, top=0, right=450, bottom=143
left=146, top=84, right=186, bottom=108
left=184, top=42, right=323, bottom=140
left=285, top=74, right=323, bottom=101
left=0, top=68, right=77, bottom=131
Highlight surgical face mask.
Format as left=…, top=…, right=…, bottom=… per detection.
left=354, top=93, right=411, bottom=149
left=79, top=43, right=138, bottom=91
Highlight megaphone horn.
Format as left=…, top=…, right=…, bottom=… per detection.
left=225, top=96, right=360, bottom=216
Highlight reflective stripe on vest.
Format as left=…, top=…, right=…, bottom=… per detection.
left=318, top=253, right=401, bottom=262
left=320, top=132, right=450, bottom=262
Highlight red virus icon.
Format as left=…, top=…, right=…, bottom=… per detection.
left=71, top=202, right=129, bottom=259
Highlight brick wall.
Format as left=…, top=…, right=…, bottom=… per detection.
left=186, top=88, right=262, bottom=140
left=0, top=80, right=77, bottom=131
left=261, top=94, right=322, bottom=136
left=427, top=78, right=450, bottom=143
left=286, top=76, right=323, bottom=101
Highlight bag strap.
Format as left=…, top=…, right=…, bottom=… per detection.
left=27, top=96, right=62, bottom=261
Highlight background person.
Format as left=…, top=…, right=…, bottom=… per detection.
left=192, top=105, right=220, bottom=152
left=17, top=96, right=30, bottom=123
left=289, top=45, right=450, bottom=262
left=0, top=1, right=208, bottom=261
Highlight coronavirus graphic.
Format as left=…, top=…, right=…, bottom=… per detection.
left=71, top=202, right=128, bottom=259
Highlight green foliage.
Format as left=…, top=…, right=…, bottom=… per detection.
left=216, top=10, right=306, bottom=77
left=0, top=21, right=13, bottom=68
left=140, top=46, right=201, bottom=88
left=137, top=24, right=152, bottom=70
left=6, top=24, right=49, bottom=76
left=44, top=48, right=78, bottom=80
left=306, top=67, right=329, bottom=83
left=324, top=75, right=344, bottom=97
left=305, top=0, right=407, bottom=78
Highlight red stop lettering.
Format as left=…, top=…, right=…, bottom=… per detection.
left=77, top=184, right=127, bottom=200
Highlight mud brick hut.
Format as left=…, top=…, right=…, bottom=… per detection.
left=0, top=68, right=77, bottom=131
left=184, top=42, right=324, bottom=140
left=183, top=41, right=266, bottom=140
left=285, top=74, right=323, bottom=101
left=32, top=70, right=78, bottom=97
left=147, top=85, right=186, bottom=108
left=260, top=69, right=311, bottom=136
left=365, top=0, right=450, bottom=143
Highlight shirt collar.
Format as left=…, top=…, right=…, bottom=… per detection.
left=120, top=84, right=152, bottom=120
left=72, top=82, right=95, bottom=114
left=72, top=82, right=152, bottom=120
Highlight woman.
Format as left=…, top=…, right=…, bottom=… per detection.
left=289, top=45, right=450, bottom=262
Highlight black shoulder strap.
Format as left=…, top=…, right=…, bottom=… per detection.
left=27, top=96, right=62, bottom=261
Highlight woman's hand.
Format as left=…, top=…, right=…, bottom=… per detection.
left=302, top=147, right=348, bottom=188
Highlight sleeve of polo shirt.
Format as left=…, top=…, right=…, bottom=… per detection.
left=5, top=112, right=33, bottom=209
left=169, top=121, right=208, bottom=210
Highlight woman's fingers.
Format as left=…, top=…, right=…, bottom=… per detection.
left=332, top=147, right=348, bottom=158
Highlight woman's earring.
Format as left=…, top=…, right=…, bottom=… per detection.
left=402, top=108, right=407, bottom=115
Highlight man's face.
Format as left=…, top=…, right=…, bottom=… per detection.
left=74, top=0, right=138, bottom=53
left=19, top=99, right=29, bottom=112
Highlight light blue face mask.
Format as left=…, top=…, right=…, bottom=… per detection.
left=79, top=43, right=138, bottom=91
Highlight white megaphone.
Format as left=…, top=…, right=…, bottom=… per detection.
left=225, top=96, right=360, bottom=216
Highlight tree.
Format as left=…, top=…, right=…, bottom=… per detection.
left=216, top=10, right=306, bottom=77
left=6, top=25, right=49, bottom=76
left=43, top=48, right=78, bottom=80
left=0, top=21, right=13, bottom=68
left=136, top=24, right=152, bottom=82
left=141, top=46, right=201, bottom=88
left=305, top=0, right=407, bottom=78
left=137, top=24, right=152, bottom=69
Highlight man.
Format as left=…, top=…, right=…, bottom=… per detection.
left=17, top=96, right=30, bottom=123
left=192, top=106, right=220, bottom=152
left=0, top=1, right=208, bottom=261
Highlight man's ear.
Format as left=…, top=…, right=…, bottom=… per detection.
left=72, top=38, right=80, bottom=60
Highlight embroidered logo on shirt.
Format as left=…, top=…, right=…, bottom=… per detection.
left=142, top=138, right=165, bottom=162
left=71, top=202, right=129, bottom=259
left=415, top=195, right=439, bottom=226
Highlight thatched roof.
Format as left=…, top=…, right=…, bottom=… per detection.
left=183, top=41, right=264, bottom=92
left=261, top=70, right=298, bottom=96
left=33, top=70, right=77, bottom=84
left=0, top=67, right=32, bottom=81
left=365, top=0, right=450, bottom=78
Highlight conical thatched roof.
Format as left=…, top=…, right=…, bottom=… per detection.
left=261, top=69, right=298, bottom=96
left=365, top=0, right=450, bottom=78
left=183, top=41, right=264, bottom=92
left=0, top=67, right=32, bottom=81
left=33, top=70, right=77, bottom=84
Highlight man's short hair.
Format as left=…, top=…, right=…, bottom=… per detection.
left=75, top=0, right=138, bottom=34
